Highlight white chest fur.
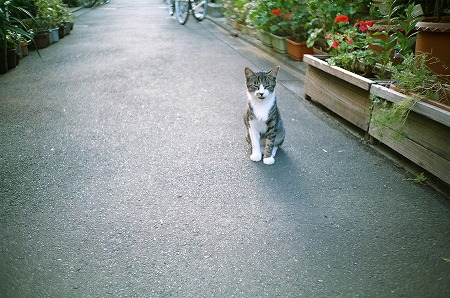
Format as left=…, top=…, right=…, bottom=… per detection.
left=247, top=92, right=275, bottom=121
left=248, top=118, right=267, bottom=134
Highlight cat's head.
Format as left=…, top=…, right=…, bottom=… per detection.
left=244, top=66, right=280, bottom=101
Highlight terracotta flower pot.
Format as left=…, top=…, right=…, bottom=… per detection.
left=286, top=38, right=314, bottom=61
left=415, top=17, right=450, bottom=79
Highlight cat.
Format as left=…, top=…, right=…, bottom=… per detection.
left=243, top=66, right=285, bottom=165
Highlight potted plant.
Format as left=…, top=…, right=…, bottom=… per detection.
left=285, top=0, right=314, bottom=61
left=6, top=29, right=20, bottom=69
left=240, top=1, right=257, bottom=37
left=304, top=0, right=423, bottom=131
left=19, top=34, right=30, bottom=57
left=266, top=7, right=291, bottom=53
left=368, top=0, right=423, bottom=79
left=304, top=13, right=378, bottom=131
left=33, top=0, right=56, bottom=48
left=32, top=15, right=51, bottom=48
left=0, top=0, right=35, bottom=74
left=223, top=0, right=247, bottom=30
left=51, top=0, right=73, bottom=38
left=222, top=0, right=235, bottom=26
left=248, top=0, right=280, bottom=48
left=305, top=0, right=371, bottom=52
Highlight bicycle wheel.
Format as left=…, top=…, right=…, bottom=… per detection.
left=192, top=0, right=207, bottom=21
left=175, top=0, right=189, bottom=25
left=83, top=0, right=97, bottom=7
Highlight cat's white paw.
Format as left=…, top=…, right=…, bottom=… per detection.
left=250, top=153, right=262, bottom=162
left=263, top=156, right=275, bottom=165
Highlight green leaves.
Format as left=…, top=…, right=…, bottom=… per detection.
left=1, top=1, right=35, bottom=48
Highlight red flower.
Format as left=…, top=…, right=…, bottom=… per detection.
left=285, top=13, right=291, bottom=19
left=325, top=33, right=331, bottom=39
left=331, top=41, right=339, bottom=48
left=354, top=20, right=374, bottom=32
left=347, top=38, right=354, bottom=44
left=334, top=14, right=349, bottom=23
left=271, top=9, right=281, bottom=16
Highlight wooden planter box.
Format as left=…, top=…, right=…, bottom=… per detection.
left=370, top=84, right=450, bottom=185
left=304, top=55, right=376, bottom=132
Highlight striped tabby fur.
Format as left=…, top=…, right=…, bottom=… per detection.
left=244, top=66, right=285, bottom=165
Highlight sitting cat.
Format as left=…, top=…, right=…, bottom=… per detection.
left=244, top=66, right=285, bottom=165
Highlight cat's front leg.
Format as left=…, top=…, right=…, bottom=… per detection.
left=248, top=128, right=262, bottom=162
left=263, top=139, right=275, bottom=165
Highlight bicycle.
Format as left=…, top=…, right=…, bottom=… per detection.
left=83, top=0, right=110, bottom=8
left=174, top=0, right=208, bottom=25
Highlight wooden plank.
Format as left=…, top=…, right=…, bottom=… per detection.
left=303, top=54, right=375, bottom=90
left=373, top=107, right=450, bottom=160
left=370, top=105, right=450, bottom=184
left=370, top=84, right=450, bottom=127
left=305, top=65, right=372, bottom=131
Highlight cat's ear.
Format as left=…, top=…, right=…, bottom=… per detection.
left=268, top=66, right=280, bottom=78
left=244, top=67, right=255, bottom=78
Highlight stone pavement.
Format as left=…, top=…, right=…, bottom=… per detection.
left=1, top=0, right=449, bottom=297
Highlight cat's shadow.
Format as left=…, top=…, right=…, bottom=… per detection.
left=249, top=147, right=310, bottom=200
left=254, top=147, right=301, bottom=178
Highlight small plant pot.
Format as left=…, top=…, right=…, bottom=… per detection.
left=64, top=22, right=71, bottom=35
left=7, top=49, right=17, bottom=70
left=20, top=41, right=29, bottom=56
left=59, top=25, right=65, bottom=38
left=242, top=25, right=256, bottom=37
left=286, top=38, right=314, bottom=61
left=229, top=20, right=241, bottom=31
left=50, top=28, right=59, bottom=43
left=34, top=32, right=50, bottom=49
left=270, top=33, right=287, bottom=54
left=258, top=30, right=272, bottom=47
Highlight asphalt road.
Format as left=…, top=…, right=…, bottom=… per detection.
left=1, top=0, right=449, bottom=297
